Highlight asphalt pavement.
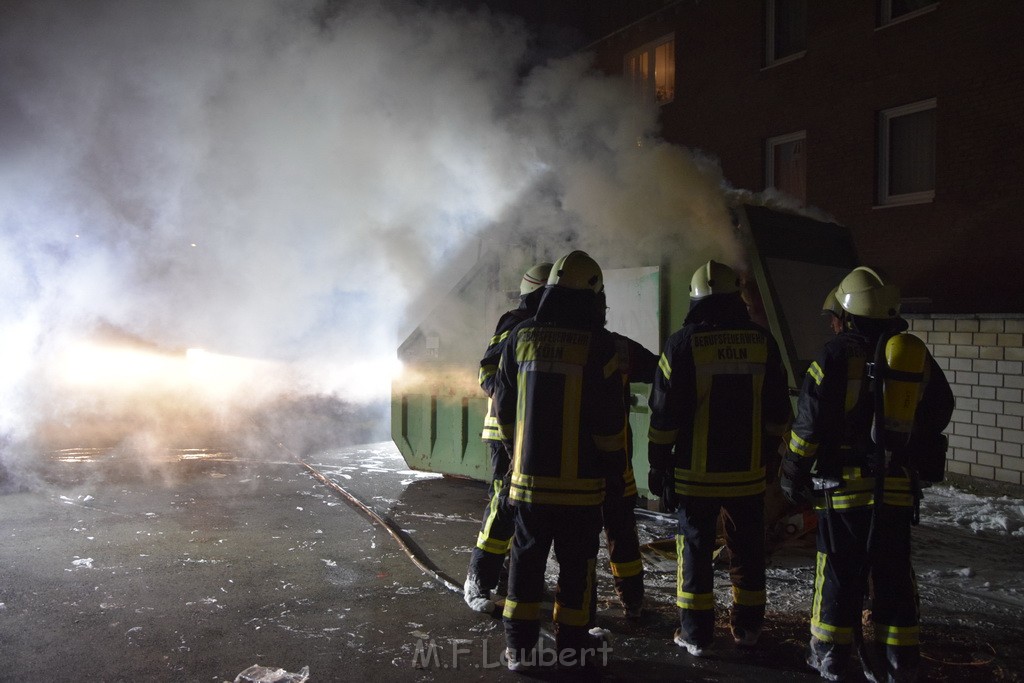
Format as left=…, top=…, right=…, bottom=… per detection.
left=0, top=441, right=1018, bottom=682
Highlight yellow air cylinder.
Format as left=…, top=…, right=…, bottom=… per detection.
left=882, top=333, right=928, bottom=448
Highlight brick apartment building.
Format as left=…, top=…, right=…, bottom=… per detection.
left=574, top=1, right=1024, bottom=491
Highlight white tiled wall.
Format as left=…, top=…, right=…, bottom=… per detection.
left=906, top=316, right=1024, bottom=488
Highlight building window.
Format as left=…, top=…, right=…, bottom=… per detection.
left=878, top=98, right=936, bottom=206
left=765, top=0, right=807, bottom=66
left=879, top=0, right=937, bottom=27
left=766, top=131, right=807, bottom=206
left=624, top=34, right=675, bottom=105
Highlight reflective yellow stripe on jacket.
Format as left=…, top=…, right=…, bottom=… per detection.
left=481, top=398, right=502, bottom=441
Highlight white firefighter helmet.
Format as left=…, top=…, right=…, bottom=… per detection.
left=822, top=286, right=843, bottom=317
left=689, top=260, right=740, bottom=300
left=836, top=266, right=901, bottom=319
left=520, top=262, right=553, bottom=296
left=547, top=251, right=603, bottom=293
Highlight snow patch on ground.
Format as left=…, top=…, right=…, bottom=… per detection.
left=920, top=484, right=1024, bottom=537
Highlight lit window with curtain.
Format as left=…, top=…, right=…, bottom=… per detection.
left=878, top=98, right=936, bottom=205
left=624, top=34, right=675, bottom=105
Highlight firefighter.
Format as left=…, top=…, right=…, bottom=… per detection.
left=780, top=266, right=954, bottom=682
left=494, top=250, right=625, bottom=672
left=463, top=261, right=552, bottom=613
left=823, top=285, right=844, bottom=335
left=647, top=260, right=791, bottom=656
left=602, top=326, right=658, bottom=619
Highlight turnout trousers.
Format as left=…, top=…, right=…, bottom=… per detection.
left=503, top=503, right=603, bottom=662
left=810, top=501, right=920, bottom=681
left=467, top=441, right=514, bottom=592
left=601, top=467, right=644, bottom=612
left=676, top=494, right=766, bottom=647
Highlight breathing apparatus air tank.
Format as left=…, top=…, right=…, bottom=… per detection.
left=874, top=332, right=928, bottom=452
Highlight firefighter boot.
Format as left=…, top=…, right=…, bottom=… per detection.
left=806, top=637, right=851, bottom=681
left=463, top=572, right=495, bottom=613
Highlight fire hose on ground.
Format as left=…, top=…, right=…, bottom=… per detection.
left=296, top=457, right=464, bottom=594
left=257, top=433, right=560, bottom=644
left=261, top=432, right=464, bottom=594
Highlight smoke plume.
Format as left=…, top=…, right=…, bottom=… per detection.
left=0, top=0, right=737, bottom=466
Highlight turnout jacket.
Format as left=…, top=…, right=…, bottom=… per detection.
left=649, top=314, right=791, bottom=498
left=787, top=327, right=954, bottom=509
left=494, top=289, right=626, bottom=506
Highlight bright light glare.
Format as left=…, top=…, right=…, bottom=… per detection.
left=185, top=347, right=280, bottom=400
left=52, top=340, right=401, bottom=410
left=308, top=355, right=404, bottom=402
left=57, top=342, right=184, bottom=391
left=54, top=341, right=282, bottom=403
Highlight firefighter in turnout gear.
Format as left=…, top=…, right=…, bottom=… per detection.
left=648, top=260, right=792, bottom=655
left=494, top=250, right=624, bottom=672
left=823, top=285, right=845, bottom=336
left=463, top=261, right=552, bottom=613
left=780, top=266, right=954, bottom=682
left=602, top=327, right=658, bottom=619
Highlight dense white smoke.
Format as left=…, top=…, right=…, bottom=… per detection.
left=0, top=0, right=738, bottom=462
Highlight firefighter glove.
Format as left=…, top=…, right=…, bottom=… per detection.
left=498, top=474, right=512, bottom=506
left=646, top=469, right=676, bottom=513
left=780, top=453, right=813, bottom=505
left=648, top=441, right=672, bottom=470
left=648, top=442, right=678, bottom=512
